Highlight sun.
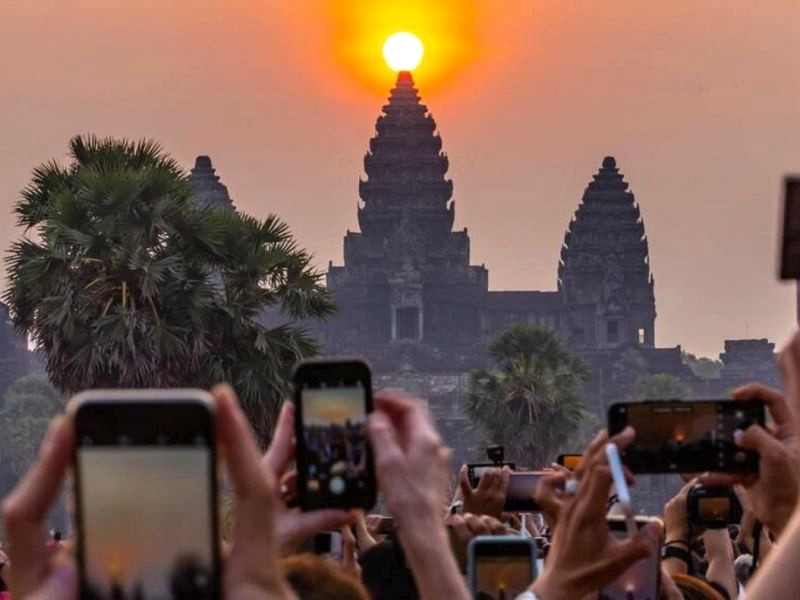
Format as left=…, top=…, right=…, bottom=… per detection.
left=382, top=32, right=424, bottom=72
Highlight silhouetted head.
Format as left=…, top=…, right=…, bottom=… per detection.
left=281, top=553, right=368, bottom=600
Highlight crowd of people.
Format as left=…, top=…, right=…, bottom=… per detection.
left=6, top=332, right=800, bottom=599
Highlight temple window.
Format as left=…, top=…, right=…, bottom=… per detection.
left=396, top=307, right=420, bottom=340
left=607, top=320, right=619, bottom=343
left=637, top=327, right=645, bottom=345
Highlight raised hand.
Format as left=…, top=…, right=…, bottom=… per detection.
left=530, top=427, right=662, bottom=600
left=261, top=402, right=353, bottom=555
left=457, top=465, right=510, bottom=519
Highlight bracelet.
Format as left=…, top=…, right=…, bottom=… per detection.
left=663, top=545, right=691, bottom=566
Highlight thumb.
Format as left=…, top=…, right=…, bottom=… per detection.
left=736, top=424, right=782, bottom=456
left=36, top=560, right=79, bottom=599
left=458, top=465, right=473, bottom=499
left=366, top=411, right=403, bottom=471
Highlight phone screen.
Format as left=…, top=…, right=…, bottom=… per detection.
left=557, top=454, right=582, bottom=470
left=467, top=463, right=516, bottom=488
left=74, top=397, right=218, bottom=600
left=296, top=360, right=375, bottom=510
left=504, top=472, right=543, bottom=512
left=474, top=545, right=534, bottom=600
left=608, top=400, right=764, bottom=473
left=698, top=496, right=730, bottom=521
left=601, top=521, right=660, bottom=600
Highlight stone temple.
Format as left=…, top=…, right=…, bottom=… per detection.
left=189, top=72, right=780, bottom=469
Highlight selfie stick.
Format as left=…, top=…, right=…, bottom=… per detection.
left=606, top=443, right=637, bottom=539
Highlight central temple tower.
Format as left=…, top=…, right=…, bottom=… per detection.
left=326, top=72, right=489, bottom=370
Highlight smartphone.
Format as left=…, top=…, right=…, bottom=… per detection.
left=468, top=536, right=537, bottom=600
left=688, top=485, right=743, bottom=529
left=72, top=390, right=220, bottom=599
left=607, top=400, right=765, bottom=473
left=556, top=454, right=582, bottom=470
left=601, top=517, right=661, bottom=600
left=781, top=176, right=800, bottom=279
left=467, top=462, right=516, bottom=488
left=294, top=358, right=376, bottom=510
left=504, top=471, right=545, bottom=512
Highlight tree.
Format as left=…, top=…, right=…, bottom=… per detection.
left=0, top=373, right=63, bottom=475
left=464, top=324, right=590, bottom=468
left=632, top=373, right=691, bottom=401
left=681, top=351, right=722, bottom=380
left=4, top=135, right=335, bottom=440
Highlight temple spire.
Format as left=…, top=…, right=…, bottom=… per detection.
left=189, top=155, right=235, bottom=211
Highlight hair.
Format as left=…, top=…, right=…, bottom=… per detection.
left=359, top=541, right=419, bottom=600
left=670, top=574, right=726, bottom=600
left=281, top=554, right=369, bottom=600
left=734, top=553, right=753, bottom=586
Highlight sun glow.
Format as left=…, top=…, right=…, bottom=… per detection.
left=382, top=32, right=424, bottom=72
left=327, top=0, right=478, bottom=94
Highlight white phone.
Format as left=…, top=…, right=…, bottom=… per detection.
left=606, top=442, right=637, bottom=538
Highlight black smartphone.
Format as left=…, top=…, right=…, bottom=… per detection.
left=607, top=400, right=765, bottom=473
left=467, top=536, right=537, bottom=600
left=504, top=471, right=545, bottom=512
left=688, top=485, right=743, bottom=529
left=467, top=462, right=516, bottom=488
left=556, top=454, right=582, bottom=470
left=72, top=390, right=220, bottom=600
left=601, top=517, right=661, bottom=600
left=781, top=176, right=800, bottom=279
left=294, top=358, right=376, bottom=510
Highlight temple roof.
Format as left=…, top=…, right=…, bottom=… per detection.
left=189, top=155, right=235, bottom=211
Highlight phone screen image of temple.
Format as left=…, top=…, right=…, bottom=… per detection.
left=475, top=556, right=531, bottom=600
left=78, top=447, right=215, bottom=599
left=301, top=386, right=368, bottom=504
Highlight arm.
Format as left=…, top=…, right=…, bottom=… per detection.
left=703, top=529, right=737, bottom=600
left=367, top=392, right=470, bottom=600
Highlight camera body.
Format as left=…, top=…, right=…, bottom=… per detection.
left=486, top=445, right=505, bottom=465
left=687, top=485, right=742, bottom=529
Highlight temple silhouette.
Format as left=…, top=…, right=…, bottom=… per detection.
left=184, top=72, right=779, bottom=474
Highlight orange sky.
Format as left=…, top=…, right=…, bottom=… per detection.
left=2, top=0, right=799, bottom=358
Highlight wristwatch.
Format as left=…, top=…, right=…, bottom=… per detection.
left=515, top=592, right=539, bottom=600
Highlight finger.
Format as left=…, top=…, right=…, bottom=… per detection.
left=779, top=332, right=800, bottom=407
left=478, top=468, right=499, bottom=492
left=374, top=392, right=440, bottom=450
left=213, top=385, right=279, bottom=566
left=280, top=471, right=298, bottom=502
left=458, top=465, right=474, bottom=499
left=262, top=401, right=295, bottom=476
left=289, top=510, right=353, bottom=549
left=534, top=473, right=566, bottom=516
left=607, top=521, right=661, bottom=576
left=575, top=429, right=609, bottom=478
left=698, top=473, right=746, bottom=487
left=2, top=415, right=73, bottom=597
left=366, top=411, right=404, bottom=473
left=498, top=466, right=511, bottom=497
left=735, top=424, right=784, bottom=459
left=485, top=516, right=508, bottom=536
left=576, top=464, right=613, bottom=521
left=733, top=384, right=792, bottom=427
left=447, top=513, right=471, bottom=543
left=465, top=513, right=491, bottom=536
left=608, top=426, right=636, bottom=451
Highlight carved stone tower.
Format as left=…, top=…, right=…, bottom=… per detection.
left=558, top=156, right=656, bottom=349
left=189, top=155, right=235, bottom=211
left=326, top=72, right=488, bottom=370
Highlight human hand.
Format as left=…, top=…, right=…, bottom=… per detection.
left=339, top=525, right=361, bottom=580
left=445, top=512, right=509, bottom=571
left=663, top=480, right=695, bottom=544
left=530, top=427, right=662, bottom=600
left=366, top=391, right=469, bottom=600
left=700, top=383, right=799, bottom=536
left=261, top=402, right=353, bottom=554
left=1, top=415, right=78, bottom=599
left=211, top=385, right=297, bottom=599
left=457, top=465, right=510, bottom=519
left=352, top=510, right=378, bottom=553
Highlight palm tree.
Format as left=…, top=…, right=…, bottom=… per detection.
left=464, top=324, right=590, bottom=468
left=4, top=135, right=335, bottom=440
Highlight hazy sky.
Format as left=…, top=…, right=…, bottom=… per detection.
left=2, top=0, right=799, bottom=358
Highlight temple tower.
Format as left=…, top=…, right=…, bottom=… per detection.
left=558, top=156, right=656, bottom=349
left=189, top=155, right=235, bottom=211
left=326, top=72, right=488, bottom=369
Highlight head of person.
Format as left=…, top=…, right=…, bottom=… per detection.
left=281, top=553, right=369, bottom=600
left=359, top=541, right=419, bottom=600
left=734, top=553, right=753, bottom=586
